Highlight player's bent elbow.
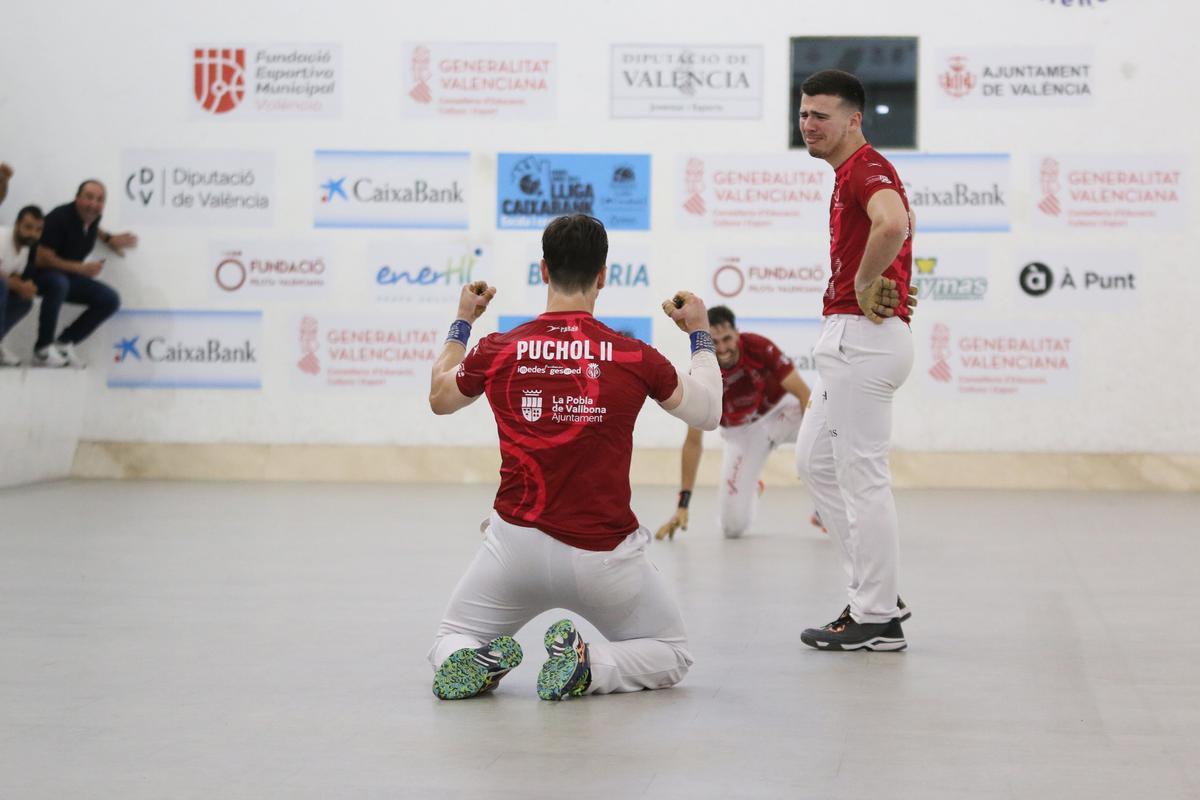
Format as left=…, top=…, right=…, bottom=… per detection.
left=428, top=391, right=453, bottom=415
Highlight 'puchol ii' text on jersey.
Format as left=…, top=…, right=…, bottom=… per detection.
left=457, top=311, right=678, bottom=551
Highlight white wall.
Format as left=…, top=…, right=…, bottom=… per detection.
left=1, top=0, right=1195, bottom=455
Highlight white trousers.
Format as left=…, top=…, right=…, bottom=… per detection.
left=795, top=316, right=913, bottom=624
left=717, top=394, right=805, bottom=539
left=428, top=512, right=693, bottom=694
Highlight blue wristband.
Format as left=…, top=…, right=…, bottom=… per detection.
left=690, top=330, right=715, bottom=354
left=446, top=319, right=472, bottom=346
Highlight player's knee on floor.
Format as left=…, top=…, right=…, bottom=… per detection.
left=658, top=644, right=695, bottom=688
left=720, top=513, right=751, bottom=539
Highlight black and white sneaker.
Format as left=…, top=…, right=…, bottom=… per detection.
left=801, top=607, right=907, bottom=652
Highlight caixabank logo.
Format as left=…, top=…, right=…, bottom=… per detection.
left=315, top=151, right=470, bottom=229
left=107, top=310, right=262, bottom=389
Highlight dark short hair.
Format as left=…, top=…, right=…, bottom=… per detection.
left=800, top=69, right=865, bottom=112
left=76, top=179, right=106, bottom=198
left=16, top=205, right=44, bottom=224
left=708, top=305, right=736, bottom=329
left=541, top=215, right=608, bottom=293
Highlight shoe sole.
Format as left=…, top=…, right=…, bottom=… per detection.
left=432, top=636, right=522, bottom=700
left=537, top=620, right=587, bottom=701
left=800, top=633, right=907, bottom=652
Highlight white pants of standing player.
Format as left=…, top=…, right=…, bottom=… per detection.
left=717, top=394, right=805, bottom=539
left=795, top=315, right=913, bottom=624
left=428, top=512, right=693, bottom=694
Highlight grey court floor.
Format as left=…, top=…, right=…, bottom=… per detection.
left=1, top=479, right=1198, bottom=799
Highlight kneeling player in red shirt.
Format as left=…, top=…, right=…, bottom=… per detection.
left=655, top=305, right=818, bottom=541
left=426, top=214, right=723, bottom=701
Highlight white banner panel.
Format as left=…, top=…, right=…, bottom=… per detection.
left=314, top=151, right=470, bottom=229
left=705, top=247, right=827, bottom=316
left=1031, top=155, right=1188, bottom=231
left=887, top=153, right=1011, bottom=233
left=366, top=240, right=490, bottom=306
left=920, top=320, right=1079, bottom=397
left=519, top=241, right=654, bottom=316
left=911, top=245, right=991, bottom=304
left=208, top=240, right=332, bottom=301
left=677, top=154, right=829, bottom=230
left=1012, top=247, right=1139, bottom=311
left=400, top=42, right=557, bottom=120
left=120, top=149, right=275, bottom=227
left=932, top=47, right=1095, bottom=109
left=190, top=44, right=341, bottom=119
left=290, top=311, right=441, bottom=391
left=611, top=44, right=763, bottom=119
left=107, top=310, right=262, bottom=389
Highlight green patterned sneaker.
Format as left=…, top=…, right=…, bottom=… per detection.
left=536, top=619, right=592, bottom=701
left=432, top=636, right=523, bottom=700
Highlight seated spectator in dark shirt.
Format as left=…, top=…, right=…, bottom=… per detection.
left=32, top=180, right=137, bottom=368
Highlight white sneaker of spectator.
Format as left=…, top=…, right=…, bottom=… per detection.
left=57, top=342, right=87, bottom=369
left=0, top=345, right=22, bottom=367
left=32, top=344, right=68, bottom=368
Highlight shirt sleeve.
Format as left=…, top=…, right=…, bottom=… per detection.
left=851, top=160, right=904, bottom=209
left=642, top=344, right=680, bottom=403
left=455, top=336, right=494, bottom=398
left=758, top=337, right=795, bottom=382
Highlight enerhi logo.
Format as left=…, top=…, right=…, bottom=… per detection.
left=194, top=48, right=246, bottom=114
left=377, top=248, right=482, bottom=287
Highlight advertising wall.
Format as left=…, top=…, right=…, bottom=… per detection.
left=0, top=0, right=1194, bottom=455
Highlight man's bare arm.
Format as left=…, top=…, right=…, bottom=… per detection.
left=429, top=282, right=496, bottom=415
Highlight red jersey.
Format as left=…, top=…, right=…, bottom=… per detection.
left=719, top=332, right=795, bottom=428
left=824, top=144, right=913, bottom=321
left=457, top=311, right=678, bottom=551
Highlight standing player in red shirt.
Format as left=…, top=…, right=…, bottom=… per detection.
left=794, top=69, right=915, bottom=651
left=426, top=214, right=723, bottom=701
left=654, top=304, right=816, bottom=541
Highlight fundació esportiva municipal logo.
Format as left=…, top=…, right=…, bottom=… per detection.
left=194, top=48, right=247, bottom=114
